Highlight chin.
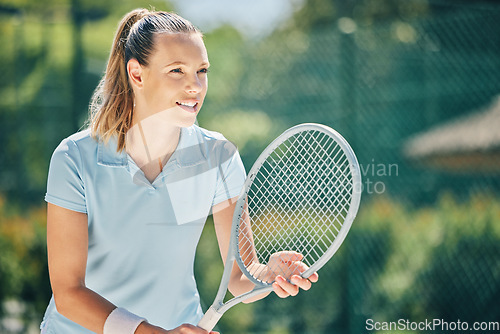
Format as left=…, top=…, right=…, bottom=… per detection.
left=177, top=114, right=198, bottom=128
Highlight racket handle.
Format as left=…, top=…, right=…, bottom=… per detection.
left=197, top=306, right=222, bottom=332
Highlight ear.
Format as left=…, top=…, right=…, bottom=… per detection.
left=127, top=59, right=144, bottom=89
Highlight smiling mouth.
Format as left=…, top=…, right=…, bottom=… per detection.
left=176, top=101, right=199, bottom=113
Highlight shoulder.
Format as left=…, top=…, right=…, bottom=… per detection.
left=190, top=124, right=228, bottom=142
left=50, top=129, right=97, bottom=166
left=53, top=128, right=95, bottom=153
left=189, top=124, right=238, bottom=157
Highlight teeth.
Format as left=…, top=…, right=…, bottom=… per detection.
left=178, top=102, right=196, bottom=107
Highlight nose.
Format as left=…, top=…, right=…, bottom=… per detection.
left=185, top=73, right=203, bottom=94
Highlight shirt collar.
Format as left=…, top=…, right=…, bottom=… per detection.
left=97, top=126, right=206, bottom=168
left=97, top=136, right=127, bottom=167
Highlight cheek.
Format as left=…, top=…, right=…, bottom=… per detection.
left=202, top=77, right=209, bottom=94
left=154, top=78, right=180, bottom=98
left=161, top=76, right=180, bottom=89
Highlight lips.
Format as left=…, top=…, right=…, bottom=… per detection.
left=176, top=100, right=199, bottom=113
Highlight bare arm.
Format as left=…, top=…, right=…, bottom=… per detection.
left=212, top=199, right=259, bottom=302
left=47, top=203, right=116, bottom=333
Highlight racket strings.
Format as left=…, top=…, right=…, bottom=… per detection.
left=237, top=130, right=354, bottom=283
left=248, top=132, right=351, bottom=250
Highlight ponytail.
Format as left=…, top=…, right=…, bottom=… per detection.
left=88, top=8, right=199, bottom=152
left=88, top=9, right=148, bottom=151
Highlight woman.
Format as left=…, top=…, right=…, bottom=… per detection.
left=41, top=8, right=318, bottom=334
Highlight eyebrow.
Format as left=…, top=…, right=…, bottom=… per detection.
left=164, top=61, right=210, bottom=68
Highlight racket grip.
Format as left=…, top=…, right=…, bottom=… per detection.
left=197, top=306, right=222, bottom=332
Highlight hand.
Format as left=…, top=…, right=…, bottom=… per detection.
left=267, top=251, right=319, bottom=298
left=136, top=321, right=219, bottom=334
left=166, top=324, right=219, bottom=334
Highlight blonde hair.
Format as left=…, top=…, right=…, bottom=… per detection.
left=88, top=9, right=200, bottom=151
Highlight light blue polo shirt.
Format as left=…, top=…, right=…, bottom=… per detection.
left=40, top=125, right=246, bottom=333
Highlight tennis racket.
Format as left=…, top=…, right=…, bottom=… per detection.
left=198, top=123, right=361, bottom=331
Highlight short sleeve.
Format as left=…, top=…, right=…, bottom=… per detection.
left=212, top=140, right=246, bottom=207
left=45, top=138, right=87, bottom=213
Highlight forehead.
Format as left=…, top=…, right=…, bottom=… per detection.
left=150, top=33, right=208, bottom=65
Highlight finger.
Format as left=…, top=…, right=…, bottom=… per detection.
left=288, top=261, right=308, bottom=275
left=272, top=281, right=289, bottom=298
left=274, top=261, right=309, bottom=279
left=275, top=275, right=299, bottom=296
left=307, top=272, right=319, bottom=283
left=271, top=251, right=303, bottom=263
left=273, top=259, right=306, bottom=272
left=272, top=280, right=291, bottom=298
left=290, top=275, right=312, bottom=291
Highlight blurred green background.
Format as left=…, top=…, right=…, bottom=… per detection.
left=1, top=0, right=499, bottom=333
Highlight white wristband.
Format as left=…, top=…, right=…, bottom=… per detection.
left=103, top=307, right=146, bottom=334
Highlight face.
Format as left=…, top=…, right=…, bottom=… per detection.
left=130, top=33, right=209, bottom=128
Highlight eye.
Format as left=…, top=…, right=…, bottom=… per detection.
left=170, top=68, right=184, bottom=74
left=198, top=68, right=210, bottom=74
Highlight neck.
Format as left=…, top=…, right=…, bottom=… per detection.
left=125, top=112, right=181, bottom=170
